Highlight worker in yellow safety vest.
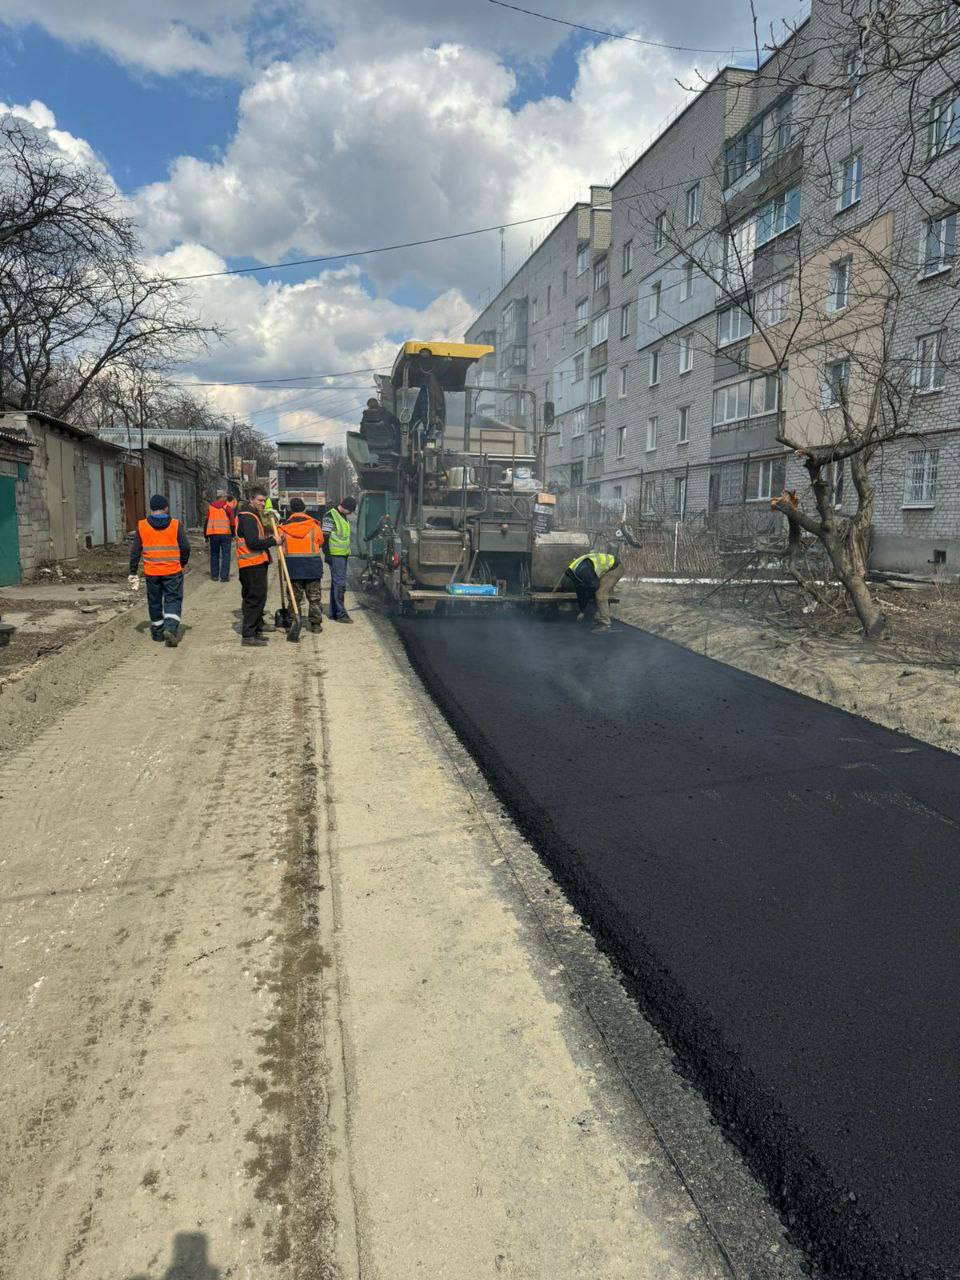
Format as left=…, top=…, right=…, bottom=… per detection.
left=564, top=550, right=624, bottom=631
left=322, top=496, right=357, bottom=623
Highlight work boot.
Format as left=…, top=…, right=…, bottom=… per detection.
left=591, top=623, right=611, bottom=634
left=576, top=611, right=586, bottom=622
left=164, top=629, right=180, bottom=648
left=242, top=635, right=268, bottom=647
left=151, top=631, right=164, bottom=642
left=337, top=614, right=354, bottom=624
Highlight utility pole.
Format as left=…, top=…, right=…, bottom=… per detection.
left=138, top=385, right=145, bottom=456
left=500, top=227, right=506, bottom=288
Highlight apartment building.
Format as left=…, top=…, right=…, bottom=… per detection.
left=465, top=0, right=960, bottom=572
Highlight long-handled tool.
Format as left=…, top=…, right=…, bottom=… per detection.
left=274, top=553, right=293, bottom=631
left=276, top=543, right=302, bottom=642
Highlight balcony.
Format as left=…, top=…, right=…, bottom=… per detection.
left=592, top=284, right=610, bottom=312
left=498, top=344, right=527, bottom=373
left=589, top=342, right=608, bottom=371
left=571, top=435, right=585, bottom=458
left=587, top=456, right=603, bottom=479
left=589, top=400, right=606, bottom=425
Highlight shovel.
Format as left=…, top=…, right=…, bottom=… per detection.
left=274, top=556, right=293, bottom=630
left=276, top=545, right=302, bottom=642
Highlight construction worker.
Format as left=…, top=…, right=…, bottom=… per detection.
left=322, top=495, right=357, bottom=623
left=280, top=498, right=325, bottom=633
left=128, top=494, right=191, bottom=647
left=235, top=487, right=282, bottom=647
left=564, top=549, right=624, bottom=632
left=204, top=488, right=234, bottom=582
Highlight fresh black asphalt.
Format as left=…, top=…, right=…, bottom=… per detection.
left=396, top=614, right=960, bottom=1280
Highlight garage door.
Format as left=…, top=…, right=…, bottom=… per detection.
left=0, top=476, right=21, bottom=585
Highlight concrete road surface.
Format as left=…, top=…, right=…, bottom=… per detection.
left=397, top=613, right=960, bottom=1280
left=0, top=580, right=807, bottom=1280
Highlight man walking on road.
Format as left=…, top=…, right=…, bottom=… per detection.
left=129, top=494, right=191, bottom=648
left=204, top=489, right=234, bottom=583
left=236, top=488, right=282, bottom=647
left=280, top=498, right=325, bottom=633
left=322, top=495, right=356, bottom=623
left=563, top=550, right=624, bottom=632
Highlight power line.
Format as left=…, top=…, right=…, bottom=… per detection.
left=169, top=364, right=389, bottom=386
left=484, top=0, right=754, bottom=55
left=163, top=215, right=567, bottom=283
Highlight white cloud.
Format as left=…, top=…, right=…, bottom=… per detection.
left=0, top=98, right=102, bottom=168
left=136, top=37, right=694, bottom=299
left=151, top=243, right=474, bottom=444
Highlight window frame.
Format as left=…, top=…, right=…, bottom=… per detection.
left=837, top=153, right=862, bottom=211
left=646, top=415, right=659, bottom=452
left=572, top=407, right=586, bottom=437
left=622, top=239, right=633, bottom=275
left=822, top=358, right=851, bottom=408
left=648, top=281, right=661, bottom=321
left=589, top=369, right=607, bottom=402
left=757, top=278, right=791, bottom=327
left=679, top=260, right=695, bottom=302
left=903, top=448, right=939, bottom=508
left=573, top=352, right=585, bottom=383
left=654, top=213, right=666, bottom=250
left=685, top=182, right=701, bottom=228
left=718, top=303, right=754, bottom=346
left=755, top=185, right=801, bottom=246
left=928, top=92, right=960, bottom=159
left=713, top=372, right=780, bottom=427
left=920, top=211, right=957, bottom=277
left=827, top=255, right=853, bottom=312
left=591, top=311, right=609, bottom=347
left=678, top=333, right=693, bottom=374
left=620, top=302, right=631, bottom=339
left=593, top=255, right=608, bottom=292
left=649, top=349, right=661, bottom=386
left=576, top=244, right=589, bottom=276
left=677, top=405, right=690, bottom=445
left=618, top=365, right=628, bottom=398
left=616, top=425, right=626, bottom=458
left=913, top=330, right=946, bottom=393
left=574, top=296, right=589, bottom=329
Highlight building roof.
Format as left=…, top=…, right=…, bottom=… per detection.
left=0, top=408, right=126, bottom=451
left=146, top=440, right=195, bottom=465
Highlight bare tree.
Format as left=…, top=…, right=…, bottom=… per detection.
left=0, top=117, right=219, bottom=418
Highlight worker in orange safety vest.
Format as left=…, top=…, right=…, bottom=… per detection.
left=235, top=488, right=282, bottom=647
left=204, top=488, right=235, bottom=583
left=280, top=498, right=325, bottom=633
left=128, top=494, right=191, bottom=648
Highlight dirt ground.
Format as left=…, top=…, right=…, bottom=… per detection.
left=0, top=574, right=808, bottom=1280
left=616, top=581, right=960, bottom=755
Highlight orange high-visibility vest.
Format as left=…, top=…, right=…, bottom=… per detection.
left=236, top=510, right=269, bottom=569
left=138, top=518, right=182, bottom=577
left=205, top=503, right=231, bottom=536
left=280, top=513, right=324, bottom=557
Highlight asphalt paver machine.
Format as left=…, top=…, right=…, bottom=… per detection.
left=348, top=341, right=589, bottom=614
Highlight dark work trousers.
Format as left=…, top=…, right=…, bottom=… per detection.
left=145, top=572, right=184, bottom=639
left=290, top=578, right=324, bottom=626
left=239, top=563, right=269, bottom=638
left=563, top=568, right=595, bottom=617
left=208, top=535, right=232, bottom=581
left=328, top=555, right=349, bottom=619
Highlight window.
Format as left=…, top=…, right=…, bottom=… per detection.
left=844, top=50, right=864, bottom=100
left=589, top=369, right=606, bottom=402
left=562, top=269, right=568, bottom=296
left=685, top=183, right=701, bottom=227
left=756, top=185, right=801, bottom=245
left=594, top=255, right=608, bottom=291
left=646, top=416, right=658, bottom=451
left=590, top=427, right=605, bottom=457
left=677, top=406, right=690, bottom=444
left=718, top=304, right=753, bottom=345
left=619, top=365, right=628, bottom=398
left=531, top=342, right=537, bottom=368
left=928, top=92, right=960, bottom=158
left=573, top=352, right=585, bottom=382
left=773, top=95, right=793, bottom=152
left=679, top=261, right=694, bottom=302
left=572, top=407, right=586, bottom=436
left=591, top=311, right=609, bottom=346
left=545, top=285, right=551, bottom=314
left=921, top=211, right=957, bottom=276
left=649, top=350, right=661, bottom=386
left=616, top=426, right=626, bottom=458
left=822, top=359, right=850, bottom=407
left=722, top=219, right=757, bottom=288
left=747, top=457, right=786, bottom=501
left=654, top=213, right=666, bottom=250
left=713, top=373, right=779, bottom=426
left=577, top=244, right=589, bottom=275
left=757, top=278, right=791, bottom=326
left=720, top=463, right=744, bottom=504
left=838, top=153, right=862, bottom=210
left=620, top=302, right=631, bottom=339
left=622, top=240, right=633, bottom=274
left=829, top=460, right=845, bottom=507
left=545, top=332, right=551, bottom=360
left=828, top=256, right=853, bottom=311
left=914, top=331, right=946, bottom=391
left=642, top=479, right=656, bottom=511
left=678, top=333, right=693, bottom=373
left=904, top=449, right=939, bottom=506
left=531, top=298, right=539, bottom=324
left=575, top=297, right=589, bottom=329
left=648, top=281, right=661, bottom=320
left=724, top=122, right=762, bottom=187
left=674, top=475, right=687, bottom=516
left=571, top=461, right=584, bottom=487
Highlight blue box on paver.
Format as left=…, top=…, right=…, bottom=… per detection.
left=445, top=583, right=498, bottom=596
